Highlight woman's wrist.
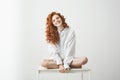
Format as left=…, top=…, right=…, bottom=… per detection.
left=63, top=64, right=70, bottom=69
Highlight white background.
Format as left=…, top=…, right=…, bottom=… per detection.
left=0, top=0, right=120, bottom=80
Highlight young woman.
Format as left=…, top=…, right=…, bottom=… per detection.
left=41, top=12, right=88, bottom=73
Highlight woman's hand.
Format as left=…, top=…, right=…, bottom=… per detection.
left=64, top=68, right=70, bottom=73
left=58, top=64, right=70, bottom=73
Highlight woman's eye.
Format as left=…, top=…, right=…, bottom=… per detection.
left=52, top=20, right=55, bottom=22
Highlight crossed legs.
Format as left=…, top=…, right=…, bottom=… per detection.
left=41, top=56, right=88, bottom=69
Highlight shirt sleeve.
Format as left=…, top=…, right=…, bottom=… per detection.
left=47, top=43, right=63, bottom=65
left=63, top=30, right=76, bottom=69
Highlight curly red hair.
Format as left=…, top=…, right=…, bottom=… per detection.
left=46, top=12, right=69, bottom=45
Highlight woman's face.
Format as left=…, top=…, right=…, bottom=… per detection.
left=52, top=14, right=63, bottom=27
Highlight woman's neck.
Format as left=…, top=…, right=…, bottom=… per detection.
left=57, top=26, right=64, bottom=32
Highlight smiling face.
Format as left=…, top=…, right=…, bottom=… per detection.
left=52, top=14, right=63, bottom=27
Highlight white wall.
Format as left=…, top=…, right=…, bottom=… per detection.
left=1, top=0, right=120, bottom=80
left=0, top=0, right=22, bottom=80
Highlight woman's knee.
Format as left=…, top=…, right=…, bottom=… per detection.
left=41, top=60, right=49, bottom=67
left=82, top=56, right=88, bottom=65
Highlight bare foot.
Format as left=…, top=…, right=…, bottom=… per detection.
left=59, top=64, right=65, bottom=73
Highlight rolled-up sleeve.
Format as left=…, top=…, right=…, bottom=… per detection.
left=48, top=43, right=62, bottom=65
left=63, top=31, right=76, bottom=69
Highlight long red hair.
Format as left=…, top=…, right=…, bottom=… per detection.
left=46, top=12, right=69, bottom=45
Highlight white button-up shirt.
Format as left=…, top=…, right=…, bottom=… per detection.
left=47, top=27, right=76, bottom=69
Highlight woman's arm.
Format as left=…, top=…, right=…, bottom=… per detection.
left=63, top=30, right=76, bottom=69
left=48, top=43, right=63, bottom=65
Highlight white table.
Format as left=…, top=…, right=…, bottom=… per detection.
left=38, top=67, right=91, bottom=80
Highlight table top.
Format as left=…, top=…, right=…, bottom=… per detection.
left=38, top=66, right=91, bottom=73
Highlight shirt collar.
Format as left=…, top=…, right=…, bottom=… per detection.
left=58, top=27, right=68, bottom=34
